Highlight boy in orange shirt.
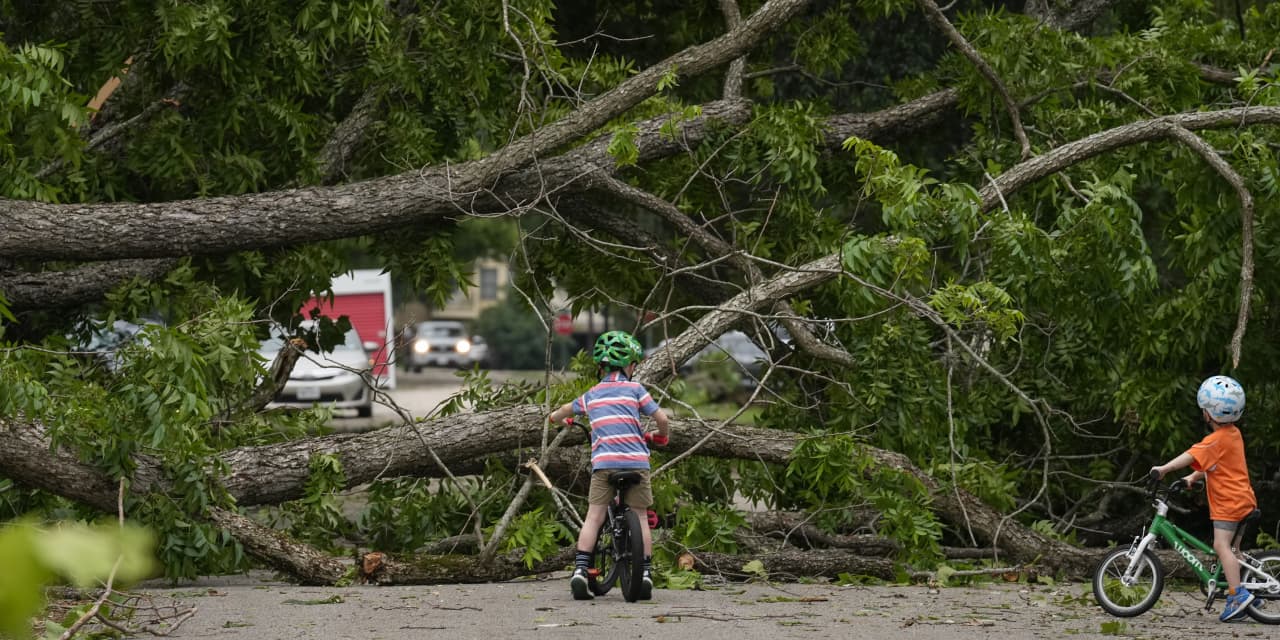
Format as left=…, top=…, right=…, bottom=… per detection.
left=1152, top=375, right=1258, bottom=621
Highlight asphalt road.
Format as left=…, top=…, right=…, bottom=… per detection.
left=119, top=369, right=1272, bottom=639
left=132, top=571, right=1258, bottom=640
left=329, top=367, right=486, bottom=430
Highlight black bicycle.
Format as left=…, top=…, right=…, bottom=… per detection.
left=586, top=470, right=647, bottom=602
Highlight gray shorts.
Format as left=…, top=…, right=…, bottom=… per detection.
left=1212, top=520, right=1240, bottom=531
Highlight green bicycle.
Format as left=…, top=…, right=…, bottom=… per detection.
left=1092, top=469, right=1280, bottom=622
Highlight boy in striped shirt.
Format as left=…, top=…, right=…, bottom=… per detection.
left=548, top=330, right=670, bottom=600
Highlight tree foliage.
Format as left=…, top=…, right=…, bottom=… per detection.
left=3, top=0, right=1280, bottom=589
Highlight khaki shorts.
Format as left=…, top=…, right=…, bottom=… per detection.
left=588, top=469, right=652, bottom=509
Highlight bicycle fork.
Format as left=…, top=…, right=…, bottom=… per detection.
left=1120, top=532, right=1159, bottom=587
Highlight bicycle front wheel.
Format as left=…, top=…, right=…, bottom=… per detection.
left=1093, top=547, right=1165, bottom=617
left=1244, top=550, right=1280, bottom=624
left=589, top=519, right=618, bottom=597
left=617, top=509, right=645, bottom=603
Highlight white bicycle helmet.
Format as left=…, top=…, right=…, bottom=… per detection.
left=1197, top=375, right=1245, bottom=424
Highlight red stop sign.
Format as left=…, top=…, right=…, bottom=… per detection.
left=554, top=313, right=573, bottom=336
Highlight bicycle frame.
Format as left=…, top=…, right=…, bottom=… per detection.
left=605, top=495, right=632, bottom=547
left=1128, top=497, right=1220, bottom=589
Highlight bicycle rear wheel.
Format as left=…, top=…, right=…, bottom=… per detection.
left=617, top=509, right=645, bottom=602
left=1244, top=550, right=1280, bottom=624
left=1093, top=547, right=1164, bottom=617
left=589, top=518, right=618, bottom=596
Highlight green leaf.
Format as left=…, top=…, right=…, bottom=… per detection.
left=656, top=65, right=680, bottom=91
left=0, top=524, right=53, bottom=639
left=33, top=523, right=158, bottom=587
left=741, top=559, right=767, bottom=578
left=606, top=124, right=639, bottom=167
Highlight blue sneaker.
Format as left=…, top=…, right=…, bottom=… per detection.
left=570, top=568, right=593, bottom=600
left=1220, top=587, right=1254, bottom=622
left=639, top=570, right=653, bottom=600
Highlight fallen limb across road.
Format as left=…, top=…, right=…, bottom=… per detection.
left=1, top=408, right=1102, bottom=583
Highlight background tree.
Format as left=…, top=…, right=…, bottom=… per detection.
left=3, top=0, right=1280, bottom=589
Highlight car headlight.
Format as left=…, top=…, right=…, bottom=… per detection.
left=455, top=339, right=472, bottom=354
left=413, top=340, right=429, bottom=354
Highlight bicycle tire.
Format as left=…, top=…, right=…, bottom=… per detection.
left=1244, top=550, right=1280, bottom=624
left=617, top=508, right=645, bottom=603
left=589, top=517, right=618, bottom=596
left=1093, top=547, right=1164, bottom=617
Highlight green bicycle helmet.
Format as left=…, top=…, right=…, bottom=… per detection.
left=593, top=330, right=642, bottom=368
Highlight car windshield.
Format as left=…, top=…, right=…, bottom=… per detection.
left=260, top=325, right=363, bottom=351
left=419, top=324, right=464, bottom=338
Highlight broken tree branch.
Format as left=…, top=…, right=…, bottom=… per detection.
left=1162, top=123, right=1255, bottom=369
left=917, top=0, right=1031, bottom=159
left=979, top=107, right=1280, bottom=212
left=720, top=0, right=745, bottom=99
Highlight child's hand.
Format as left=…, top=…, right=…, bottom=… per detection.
left=644, top=432, right=669, bottom=447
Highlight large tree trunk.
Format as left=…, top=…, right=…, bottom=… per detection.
left=0, top=408, right=1095, bottom=580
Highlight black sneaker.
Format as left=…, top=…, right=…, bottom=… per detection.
left=639, top=570, right=653, bottom=600
left=570, top=568, right=593, bottom=600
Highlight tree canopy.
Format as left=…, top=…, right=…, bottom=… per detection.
left=3, top=0, right=1280, bottom=597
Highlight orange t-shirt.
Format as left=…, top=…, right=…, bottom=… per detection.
left=1186, top=424, right=1257, bottom=521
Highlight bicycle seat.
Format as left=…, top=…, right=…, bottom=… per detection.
left=608, top=471, right=643, bottom=490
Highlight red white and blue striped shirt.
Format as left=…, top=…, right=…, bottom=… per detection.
left=571, top=371, right=661, bottom=470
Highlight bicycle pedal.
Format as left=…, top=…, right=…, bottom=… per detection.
left=587, top=568, right=601, bottom=578
left=1204, top=593, right=1218, bottom=612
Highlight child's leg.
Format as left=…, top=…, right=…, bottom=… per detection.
left=571, top=502, right=609, bottom=600
left=1212, top=524, right=1242, bottom=590
left=639, top=515, right=652, bottom=556
left=577, top=503, right=608, bottom=552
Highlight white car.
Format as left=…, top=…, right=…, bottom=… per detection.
left=407, top=320, right=488, bottom=370
left=259, top=323, right=375, bottom=418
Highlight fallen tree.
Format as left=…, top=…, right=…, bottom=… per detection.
left=5, top=0, right=1279, bottom=598
left=0, top=405, right=1102, bottom=580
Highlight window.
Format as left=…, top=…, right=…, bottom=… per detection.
left=480, top=267, right=499, bottom=300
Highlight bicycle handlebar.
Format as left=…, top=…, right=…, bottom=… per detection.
left=562, top=417, right=591, bottom=436
left=1146, top=468, right=1203, bottom=497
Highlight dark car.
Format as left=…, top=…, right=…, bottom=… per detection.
left=646, top=330, right=769, bottom=386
